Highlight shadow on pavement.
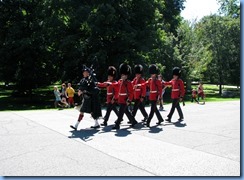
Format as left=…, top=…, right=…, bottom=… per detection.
left=148, top=125, right=163, bottom=133
left=129, top=123, right=163, bottom=134
left=68, top=122, right=164, bottom=140
left=99, top=124, right=141, bottom=137
left=114, top=128, right=132, bottom=137
left=174, top=121, right=187, bottom=127
left=164, top=121, right=187, bottom=128
left=96, top=124, right=133, bottom=137
left=68, top=128, right=100, bottom=142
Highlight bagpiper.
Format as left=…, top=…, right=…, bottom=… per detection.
left=97, top=66, right=119, bottom=126
left=131, top=64, right=148, bottom=122
left=164, top=67, right=185, bottom=122
left=70, top=65, right=102, bottom=131
left=112, top=63, right=138, bottom=130
left=144, top=64, right=164, bottom=127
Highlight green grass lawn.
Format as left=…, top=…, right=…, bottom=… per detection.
left=0, top=84, right=55, bottom=111
left=203, top=97, right=239, bottom=102
left=0, top=84, right=240, bottom=111
left=186, top=84, right=239, bottom=102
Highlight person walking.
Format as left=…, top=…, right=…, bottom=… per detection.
left=191, top=88, right=199, bottom=103
left=70, top=65, right=102, bottom=131
left=97, top=66, right=119, bottom=126
left=198, top=82, right=205, bottom=104
left=144, top=64, right=164, bottom=127
left=164, top=67, right=185, bottom=123
left=112, top=63, right=138, bottom=130
left=131, top=64, right=148, bottom=122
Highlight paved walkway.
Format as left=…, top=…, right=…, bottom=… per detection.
left=0, top=101, right=240, bottom=176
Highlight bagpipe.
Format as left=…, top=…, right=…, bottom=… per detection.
left=82, top=56, right=100, bottom=94
left=87, top=56, right=98, bottom=85
left=77, top=56, right=98, bottom=87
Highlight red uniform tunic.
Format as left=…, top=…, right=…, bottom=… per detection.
left=164, top=79, right=185, bottom=99
left=144, top=78, right=162, bottom=101
left=198, top=85, right=205, bottom=97
left=131, top=77, right=146, bottom=100
left=116, top=79, right=134, bottom=104
left=192, top=89, right=197, bottom=98
left=97, top=81, right=118, bottom=103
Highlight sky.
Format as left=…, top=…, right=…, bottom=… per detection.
left=181, top=0, right=220, bottom=21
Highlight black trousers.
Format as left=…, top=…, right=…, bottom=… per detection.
left=132, top=99, right=148, bottom=118
left=104, top=103, right=119, bottom=122
left=147, top=100, right=164, bottom=123
left=116, top=104, right=137, bottom=125
left=191, top=97, right=199, bottom=103
left=167, top=98, right=184, bottom=119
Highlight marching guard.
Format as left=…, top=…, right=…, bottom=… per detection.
left=131, top=64, right=148, bottom=122
left=112, top=63, right=138, bottom=130
left=144, top=64, right=164, bottom=127
left=164, top=67, right=185, bottom=122
left=70, top=65, right=102, bottom=131
left=97, top=66, right=119, bottom=126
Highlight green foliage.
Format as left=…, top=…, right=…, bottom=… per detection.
left=0, top=0, right=60, bottom=94
left=196, top=15, right=240, bottom=88
left=176, top=3, right=240, bottom=94
left=0, top=0, right=185, bottom=93
left=217, top=0, right=240, bottom=17
left=1, top=0, right=239, bottom=98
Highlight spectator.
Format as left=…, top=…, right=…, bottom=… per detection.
left=198, top=82, right=205, bottom=104
left=61, top=83, right=68, bottom=106
left=53, top=86, right=65, bottom=109
left=191, top=88, right=199, bottom=103
left=66, top=83, right=75, bottom=107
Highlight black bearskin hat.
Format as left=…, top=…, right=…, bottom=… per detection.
left=149, top=64, right=158, bottom=74
left=82, top=65, right=90, bottom=73
left=107, top=66, right=117, bottom=77
left=119, top=63, right=131, bottom=75
left=172, top=67, right=181, bottom=77
left=134, top=64, right=143, bottom=74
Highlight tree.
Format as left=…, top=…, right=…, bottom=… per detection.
left=0, top=0, right=60, bottom=94
left=217, top=0, right=240, bottom=17
left=0, top=0, right=186, bottom=93
left=192, top=14, right=240, bottom=94
left=175, top=1, right=240, bottom=94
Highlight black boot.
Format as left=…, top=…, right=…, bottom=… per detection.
left=101, top=121, right=108, bottom=126
left=145, top=119, right=151, bottom=127
left=156, top=119, right=163, bottom=125
left=114, top=119, right=123, bottom=124
left=178, top=118, right=184, bottom=122
left=112, top=124, right=120, bottom=130
left=131, top=120, right=138, bottom=127
left=142, top=117, right=148, bottom=122
left=70, top=125, right=77, bottom=131
left=90, top=125, right=100, bottom=129
left=165, top=118, right=171, bottom=123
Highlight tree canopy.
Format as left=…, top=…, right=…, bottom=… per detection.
left=0, top=0, right=240, bottom=95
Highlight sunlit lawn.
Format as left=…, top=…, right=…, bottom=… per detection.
left=0, top=83, right=240, bottom=111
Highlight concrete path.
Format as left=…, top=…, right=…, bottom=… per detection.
left=0, top=101, right=240, bottom=176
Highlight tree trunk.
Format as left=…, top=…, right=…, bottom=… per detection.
left=186, top=78, right=191, bottom=91
left=219, top=84, right=222, bottom=96
left=219, top=75, right=222, bottom=95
